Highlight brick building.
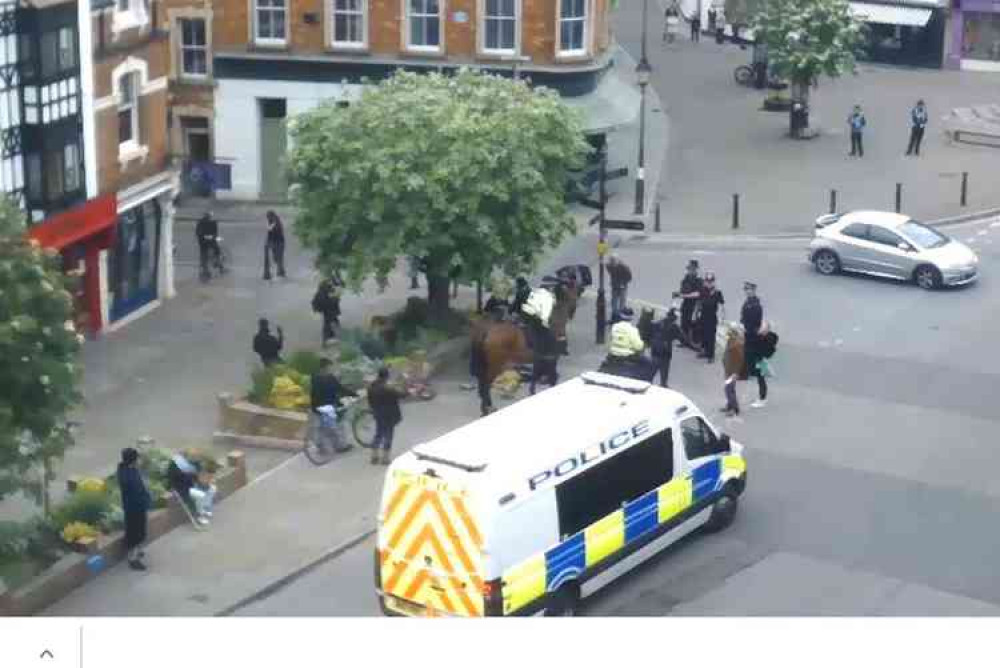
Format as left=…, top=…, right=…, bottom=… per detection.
left=200, top=0, right=636, bottom=200
left=85, top=0, right=177, bottom=330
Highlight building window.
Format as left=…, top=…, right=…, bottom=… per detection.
left=331, top=0, right=365, bottom=47
left=558, top=0, right=588, bottom=56
left=179, top=18, right=208, bottom=76
left=64, top=143, right=80, bottom=193
left=962, top=12, right=1000, bottom=62
left=117, top=0, right=130, bottom=11
left=26, top=154, right=42, bottom=201
left=58, top=28, right=76, bottom=70
left=118, top=73, right=138, bottom=146
left=484, top=0, right=516, bottom=53
left=255, top=0, right=287, bottom=44
left=114, top=0, right=149, bottom=32
left=407, top=0, right=441, bottom=50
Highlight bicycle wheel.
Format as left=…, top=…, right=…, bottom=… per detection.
left=734, top=66, right=753, bottom=86
left=303, top=419, right=337, bottom=466
left=352, top=408, right=377, bottom=448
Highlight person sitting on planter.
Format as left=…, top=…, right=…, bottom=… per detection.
left=167, top=451, right=216, bottom=526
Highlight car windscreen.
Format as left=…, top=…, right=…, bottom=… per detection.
left=900, top=221, right=949, bottom=249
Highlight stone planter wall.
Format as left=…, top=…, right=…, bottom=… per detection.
left=217, top=336, right=471, bottom=450
left=0, top=451, right=248, bottom=617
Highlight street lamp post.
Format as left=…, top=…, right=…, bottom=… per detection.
left=595, top=147, right=608, bottom=345
left=634, top=0, right=653, bottom=215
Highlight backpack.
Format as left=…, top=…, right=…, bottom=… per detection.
left=762, top=331, right=779, bottom=359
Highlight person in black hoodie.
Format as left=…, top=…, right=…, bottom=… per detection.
left=309, top=357, right=357, bottom=452
left=311, top=279, right=342, bottom=346
left=740, top=281, right=768, bottom=408
left=253, top=318, right=283, bottom=366
left=117, top=448, right=151, bottom=571
left=650, top=308, right=684, bottom=387
left=367, top=367, right=405, bottom=466
left=263, top=210, right=286, bottom=280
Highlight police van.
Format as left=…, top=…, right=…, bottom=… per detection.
left=375, top=372, right=747, bottom=617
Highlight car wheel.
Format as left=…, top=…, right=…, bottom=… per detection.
left=705, top=491, right=739, bottom=533
left=813, top=250, right=840, bottom=276
left=914, top=265, right=941, bottom=290
left=545, top=583, right=580, bottom=617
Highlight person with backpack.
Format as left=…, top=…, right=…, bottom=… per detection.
left=312, top=278, right=342, bottom=346
left=649, top=308, right=684, bottom=388
left=740, top=281, right=772, bottom=408
left=367, top=367, right=405, bottom=465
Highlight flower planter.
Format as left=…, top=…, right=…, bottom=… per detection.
left=0, top=451, right=248, bottom=617
left=218, top=335, right=470, bottom=451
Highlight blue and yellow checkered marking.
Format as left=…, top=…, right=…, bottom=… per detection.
left=502, top=455, right=744, bottom=613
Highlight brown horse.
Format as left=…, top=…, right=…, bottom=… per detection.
left=471, top=284, right=579, bottom=391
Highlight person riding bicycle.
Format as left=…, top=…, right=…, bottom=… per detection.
left=309, top=357, right=357, bottom=453
left=196, top=212, right=222, bottom=278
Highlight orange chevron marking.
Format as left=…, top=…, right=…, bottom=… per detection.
left=451, top=496, right=483, bottom=547
left=427, top=495, right=483, bottom=588
left=383, top=481, right=413, bottom=524
left=386, top=489, right=431, bottom=549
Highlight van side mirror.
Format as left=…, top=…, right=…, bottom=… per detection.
left=719, top=433, right=732, bottom=451
left=897, top=242, right=912, bottom=252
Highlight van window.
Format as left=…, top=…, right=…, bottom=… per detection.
left=556, top=429, right=673, bottom=538
left=681, top=417, right=727, bottom=460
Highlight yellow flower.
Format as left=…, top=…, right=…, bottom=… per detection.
left=77, top=478, right=106, bottom=494
left=61, top=521, right=99, bottom=544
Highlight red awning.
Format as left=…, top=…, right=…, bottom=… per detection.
left=27, top=194, right=118, bottom=250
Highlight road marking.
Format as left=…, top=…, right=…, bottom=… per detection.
left=246, top=452, right=301, bottom=487
left=978, top=230, right=989, bottom=236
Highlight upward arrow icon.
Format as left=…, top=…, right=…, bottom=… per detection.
left=40, top=650, right=54, bottom=659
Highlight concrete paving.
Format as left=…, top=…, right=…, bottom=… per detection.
left=226, top=216, right=1000, bottom=617
left=613, top=0, right=1000, bottom=236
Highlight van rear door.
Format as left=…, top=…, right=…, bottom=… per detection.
left=378, top=470, right=485, bottom=617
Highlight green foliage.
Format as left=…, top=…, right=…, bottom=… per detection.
left=0, top=520, right=32, bottom=560
left=49, top=489, right=114, bottom=531
left=287, top=70, right=590, bottom=312
left=751, top=0, right=866, bottom=86
left=0, top=196, right=84, bottom=503
left=139, top=447, right=173, bottom=482
left=286, top=350, right=325, bottom=377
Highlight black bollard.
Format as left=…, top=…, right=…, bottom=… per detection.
left=895, top=183, right=902, bottom=213
left=829, top=189, right=837, bottom=214
left=655, top=202, right=661, bottom=232
left=961, top=172, right=968, bottom=207
left=732, top=194, right=740, bottom=229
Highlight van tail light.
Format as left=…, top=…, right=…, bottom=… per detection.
left=374, top=548, right=383, bottom=590
left=482, top=578, right=503, bottom=617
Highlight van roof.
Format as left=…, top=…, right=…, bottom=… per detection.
left=401, top=372, right=692, bottom=501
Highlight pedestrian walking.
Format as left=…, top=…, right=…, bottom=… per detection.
left=367, top=367, right=404, bottom=466
left=663, top=5, right=680, bottom=44
left=678, top=259, right=703, bottom=349
left=906, top=99, right=928, bottom=156
left=252, top=318, right=284, bottom=366
left=697, top=273, right=725, bottom=363
left=707, top=6, right=717, bottom=31
left=721, top=327, right=744, bottom=417
left=263, top=210, right=286, bottom=280
left=195, top=211, right=222, bottom=280
left=311, top=279, right=341, bottom=346
left=117, top=447, right=151, bottom=571
left=690, top=13, right=701, bottom=41
left=607, top=255, right=632, bottom=321
left=649, top=308, right=684, bottom=387
left=715, top=11, right=726, bottom=44
left=740, top=281, right=768, bottom=408
left=848, top=105, right=867, bottom=157
left=469, top=329, right=492, bottom=416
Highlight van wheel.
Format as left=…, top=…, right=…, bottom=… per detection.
left=545, top=584, right=579, bottom=617
left=705, top=492, right=739, bottom=533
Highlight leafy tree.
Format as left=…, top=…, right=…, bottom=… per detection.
left=750, top=0, right=866, bottom=134
left=0, top=197, right=83, bottom=507
left=286, top=69, right=590, bottom=316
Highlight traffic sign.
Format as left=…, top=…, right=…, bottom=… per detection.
left=588, top=213, right=602, bottom=227
left=597, top=241, right=609, bottom=257
left=578, top=194, right=608, bottom=211
left=604, top=219, right=646, bottom=231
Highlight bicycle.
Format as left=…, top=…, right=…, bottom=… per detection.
left=734, top=65, right=754, bottom=87
left=199, top=236, right=229, bottom=282
left=303, top=397, right=376, bottom=466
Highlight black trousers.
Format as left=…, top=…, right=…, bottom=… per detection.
left=680, top=300, right=697, bottom=345
left=906, top=127, right=925, bottom=155
left=652, top=353, right=673, bottom=387
left=477, top=375, right=492, bottom=415
left=702, top=319, right=718, bottom=360
left=374, top=422, right=396, bottom=452
left=264, top=241, right=286, bottom=278
left=850, top=132, right=864, bottom=157
left=321, top=311, right=339, bottom=343
left=691, top=21, right=700, bottom=41
left=198, top=241, right=221, bottom=275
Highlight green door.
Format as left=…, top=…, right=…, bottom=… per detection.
left=259, top=98, right=288, bottom=201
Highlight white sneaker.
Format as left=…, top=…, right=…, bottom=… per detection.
left=197, top=517, right=210, bottom=526
left=751, top=399, right=768, bottom=409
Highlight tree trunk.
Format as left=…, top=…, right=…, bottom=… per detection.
left=788, top=77, right=811, bottom=138
left=426, top=274, right=451, bottom=319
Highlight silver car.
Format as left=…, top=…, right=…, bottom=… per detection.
left=808, top=210, right=979, bottom=289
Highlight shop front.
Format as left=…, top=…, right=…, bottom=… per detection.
left=850, top=1, right=948, bottom=67
left=948, top=0, right=1000, bottom=71
left=27, top=194, right=118, bottom=337
left=108, top=197, right=163, bottom=323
